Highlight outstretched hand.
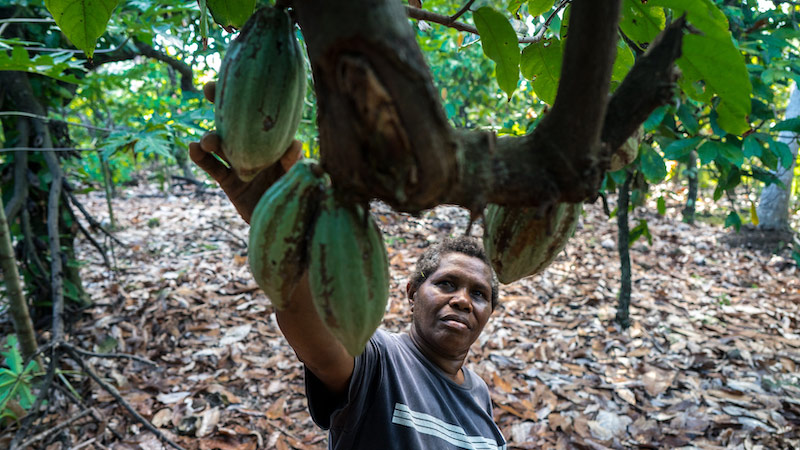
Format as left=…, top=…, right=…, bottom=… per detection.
left=189, top=81, right=303, bottom=224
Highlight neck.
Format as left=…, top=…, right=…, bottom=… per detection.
left=408, top=326, right=468, bottom=384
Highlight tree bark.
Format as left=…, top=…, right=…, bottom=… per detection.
left=0, top=187, right=39, bottom=362
left=616, top=171, right=633, bottom=329
left=683, top=149, right=698, bottom=224
left=756, top=82, right=799, bottom=231
left=293, top=0, right=683, bottom=214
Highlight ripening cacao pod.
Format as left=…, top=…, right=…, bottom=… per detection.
left=215, top=6, right=306, bottom=181
left=483, top=202, right=582, bottom=284
left=308, top=193, right=389, bottom=356
left=609, top=125, right=643, bottom=171
left=248, top=159, right=324, bottom=310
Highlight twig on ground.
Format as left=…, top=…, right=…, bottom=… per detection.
left=62, top=345, right=186, bottom=450
left=65, top=188, right=125, bottom=246
left=63, top=196, right=113, bottom=269
left=210, top=222, right=248, bottom=249
left=18, top=408, right=93, bottom=449
left=61, top=342, right=158, bottom=367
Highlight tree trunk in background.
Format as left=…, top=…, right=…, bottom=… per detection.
left=0, top=188, right=39, bottom=362
left=683, top=149, right=698, bottom=224
left=757, top=83, right=799, bottom=231
left=616, top=171, right=634, bottom=329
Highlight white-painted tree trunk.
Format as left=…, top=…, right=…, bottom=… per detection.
left=756, top=83, right=800, bottom=231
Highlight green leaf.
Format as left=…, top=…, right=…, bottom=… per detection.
left=207, top=0, right=256, bottom=29
left=629, top=219, right=653, bottom=246
left=640, top=145, right=667, bottom=183
left=697, top=140, right=719, bottom=165
left=611, top=40, right=635, bottom=84
left=474, top=7, right=521, bottom=99
left=657, top=197, right=667, bottom=215
left=650, top=0, right=752, bottom=135
left=644, top=105, right=669, bottom=131
left=742, top=135, right=763, bottom=158
left=717, top=141, right=744, bottom=167
left=44, top=0, right=120, bottom=58
left=773, top=117, right=800, bottom=132
left=619, top=0, right=665, bottom=48
left=521, top=38, right=562, bottom=105
left=663, top=136, right=702, bottom=160
left=0, top=47, right=82, bottom=83
left=677, top=103, right=700, bottom=134
left=528, top=0, right=552, bottom=17
left=769, top=140, right=795, bottom=169
left=724, top=211, right=742, bottom=231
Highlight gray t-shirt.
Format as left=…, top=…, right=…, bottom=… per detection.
left=305, top=329, right=507, bottom=449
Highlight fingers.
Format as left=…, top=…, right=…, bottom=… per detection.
left=280, top=139, right=304, bottom=173
left=203, top=82, right=216, bottom=103
left=189, top=141, right=232, bottom=184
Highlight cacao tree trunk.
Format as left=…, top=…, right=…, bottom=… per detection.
left=616, top=171, right=633, bottom=329
left=0, top=187, right=39, bottom=362
left=683, top=149, right=698, bottom=224
left=756, top=83, right=799, bottom=231
left=292, top=0, right=683, bottom=213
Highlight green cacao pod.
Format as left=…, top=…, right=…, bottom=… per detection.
left=483, top=202, right=582, bottom=284
left=308, top=193, right=389, bottom=356
left=248, top=159, right=324, bottom=310
left=215, top=6, right=306, bottom=181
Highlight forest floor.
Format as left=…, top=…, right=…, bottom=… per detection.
left=3, top=177, right=800, bottom=450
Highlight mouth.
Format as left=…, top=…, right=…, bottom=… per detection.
left=440, top=314, right=471, bottom=330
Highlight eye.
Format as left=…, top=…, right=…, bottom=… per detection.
left=471, top=290, right=487, bottom=302
left=436, top=280, right=455, bottom=291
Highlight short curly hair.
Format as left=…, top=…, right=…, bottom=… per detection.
left=409, top=236, right=499, bottom=309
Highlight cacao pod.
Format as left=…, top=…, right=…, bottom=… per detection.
left=215, top=6, right=306, bottom=181
left=248, top=159, right=324, bottom=310
left=308, top=193, right=389, bottom=356
left=609, top=125, right=643, bottom=171
left=483, top=202, right=582, bottom=284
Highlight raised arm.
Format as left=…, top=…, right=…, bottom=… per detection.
left=190, top=82, right=354, bottom=396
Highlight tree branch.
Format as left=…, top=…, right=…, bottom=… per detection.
left=89, top=38, right=197, bottom=93
left=602, top=16, right=685, bottom=156
left=405, top=6, right=542, bottom=44
left=295, top=0, right=681, bottom=213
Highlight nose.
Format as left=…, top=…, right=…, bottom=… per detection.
left=449, top=288, right=473, bottom=312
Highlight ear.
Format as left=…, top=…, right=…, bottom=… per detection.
left=406, top=281, right=416, bottom=306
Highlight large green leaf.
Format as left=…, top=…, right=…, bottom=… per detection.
left=474, top=7, right=520, bottom=99
left=650, top=0, right=752, bottom=135
left=619, top=0, right=665, bottom=48
left=207, top=0, right=256, bottom=30
left=44, top=0, right=120, bottom=58
left=528, top=0, right=552, bottom=17
left=520, top=38, right=562, bottom=105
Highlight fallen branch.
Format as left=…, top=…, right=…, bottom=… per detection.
left=65, top=188, right=125, bottom=246
left=63, top=196, right=113, bottom=270
left=62, top=345, right=186, bottom=450
left=61, top=342, right=158, bottom=367
left=210, top=222, right=248, bottom=249
left=18, top=408, right=93, bottom=449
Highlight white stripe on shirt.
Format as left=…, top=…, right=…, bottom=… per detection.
left=391, top=403, right=506, bottom=450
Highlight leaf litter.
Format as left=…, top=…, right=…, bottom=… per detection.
left=10, top=180, right=799, bottom=449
